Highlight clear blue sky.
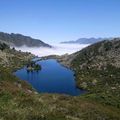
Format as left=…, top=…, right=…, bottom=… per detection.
left=0, top=0, right=120, bottom=43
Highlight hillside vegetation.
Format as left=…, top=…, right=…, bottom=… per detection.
left=71, top=38, right=120, bottom=108
left=0, top=41, right=120, bottom=120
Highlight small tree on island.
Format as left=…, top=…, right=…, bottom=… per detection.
left=26, top=61, right=41, bottom=72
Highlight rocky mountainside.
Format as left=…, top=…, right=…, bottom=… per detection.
left=69, top=38, right=120, bottom=108
left=61, top=37, right=106, bottom=44
left=0, top=32, right=51, bottom=47
left=0, top=42, right=34, bottom=69
left=72, top=38, right=120, bottom=69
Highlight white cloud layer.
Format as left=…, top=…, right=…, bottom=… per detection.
left=15, top=43, right=89, bottom=57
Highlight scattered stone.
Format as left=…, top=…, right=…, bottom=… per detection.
left=27, top=89, right=32, bottom=93
left=92, top=79, right=97, bottom=85
left=111, top=87, right=116, bottom=90
left=18, top=83, right=22, bottom=88
left=81, top=82, right=87, bottom=89
left=34, top=91, right=38, bottom=95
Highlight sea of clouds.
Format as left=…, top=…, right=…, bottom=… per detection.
left=15, top=43, right=89, bottom=57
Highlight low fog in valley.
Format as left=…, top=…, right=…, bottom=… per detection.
left=15, top=43, right=89, bottom=57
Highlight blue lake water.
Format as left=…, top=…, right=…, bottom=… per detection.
left=15, top=59, right=85, bottom=96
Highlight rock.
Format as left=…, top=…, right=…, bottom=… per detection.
left=81, top=82, right=87, bottom=89
left=92, top=79, right=97, bottom=85
left=27, top=89, right=32, bottom=94
left=111, top=87, right=116, bottom=90
left=18, top=83, right=22, bottom=88
left=34, top=91, right=38, bottom=95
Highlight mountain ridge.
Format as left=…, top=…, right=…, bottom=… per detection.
left=61, top=37, right=112, bottom=44
left=0, top=32, right=51, bottom=48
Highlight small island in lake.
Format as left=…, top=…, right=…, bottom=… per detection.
left=26, top=61, right=41, bottom=72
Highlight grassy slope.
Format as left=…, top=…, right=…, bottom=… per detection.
left=0, top=42, right=120, bottom=120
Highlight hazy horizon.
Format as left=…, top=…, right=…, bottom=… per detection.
left=0, top=0, right=120, bottom=44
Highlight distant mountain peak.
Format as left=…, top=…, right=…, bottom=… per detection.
left=61, top=37, right=109, bottom=44
left=0, top=32, right=52, bottom=48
